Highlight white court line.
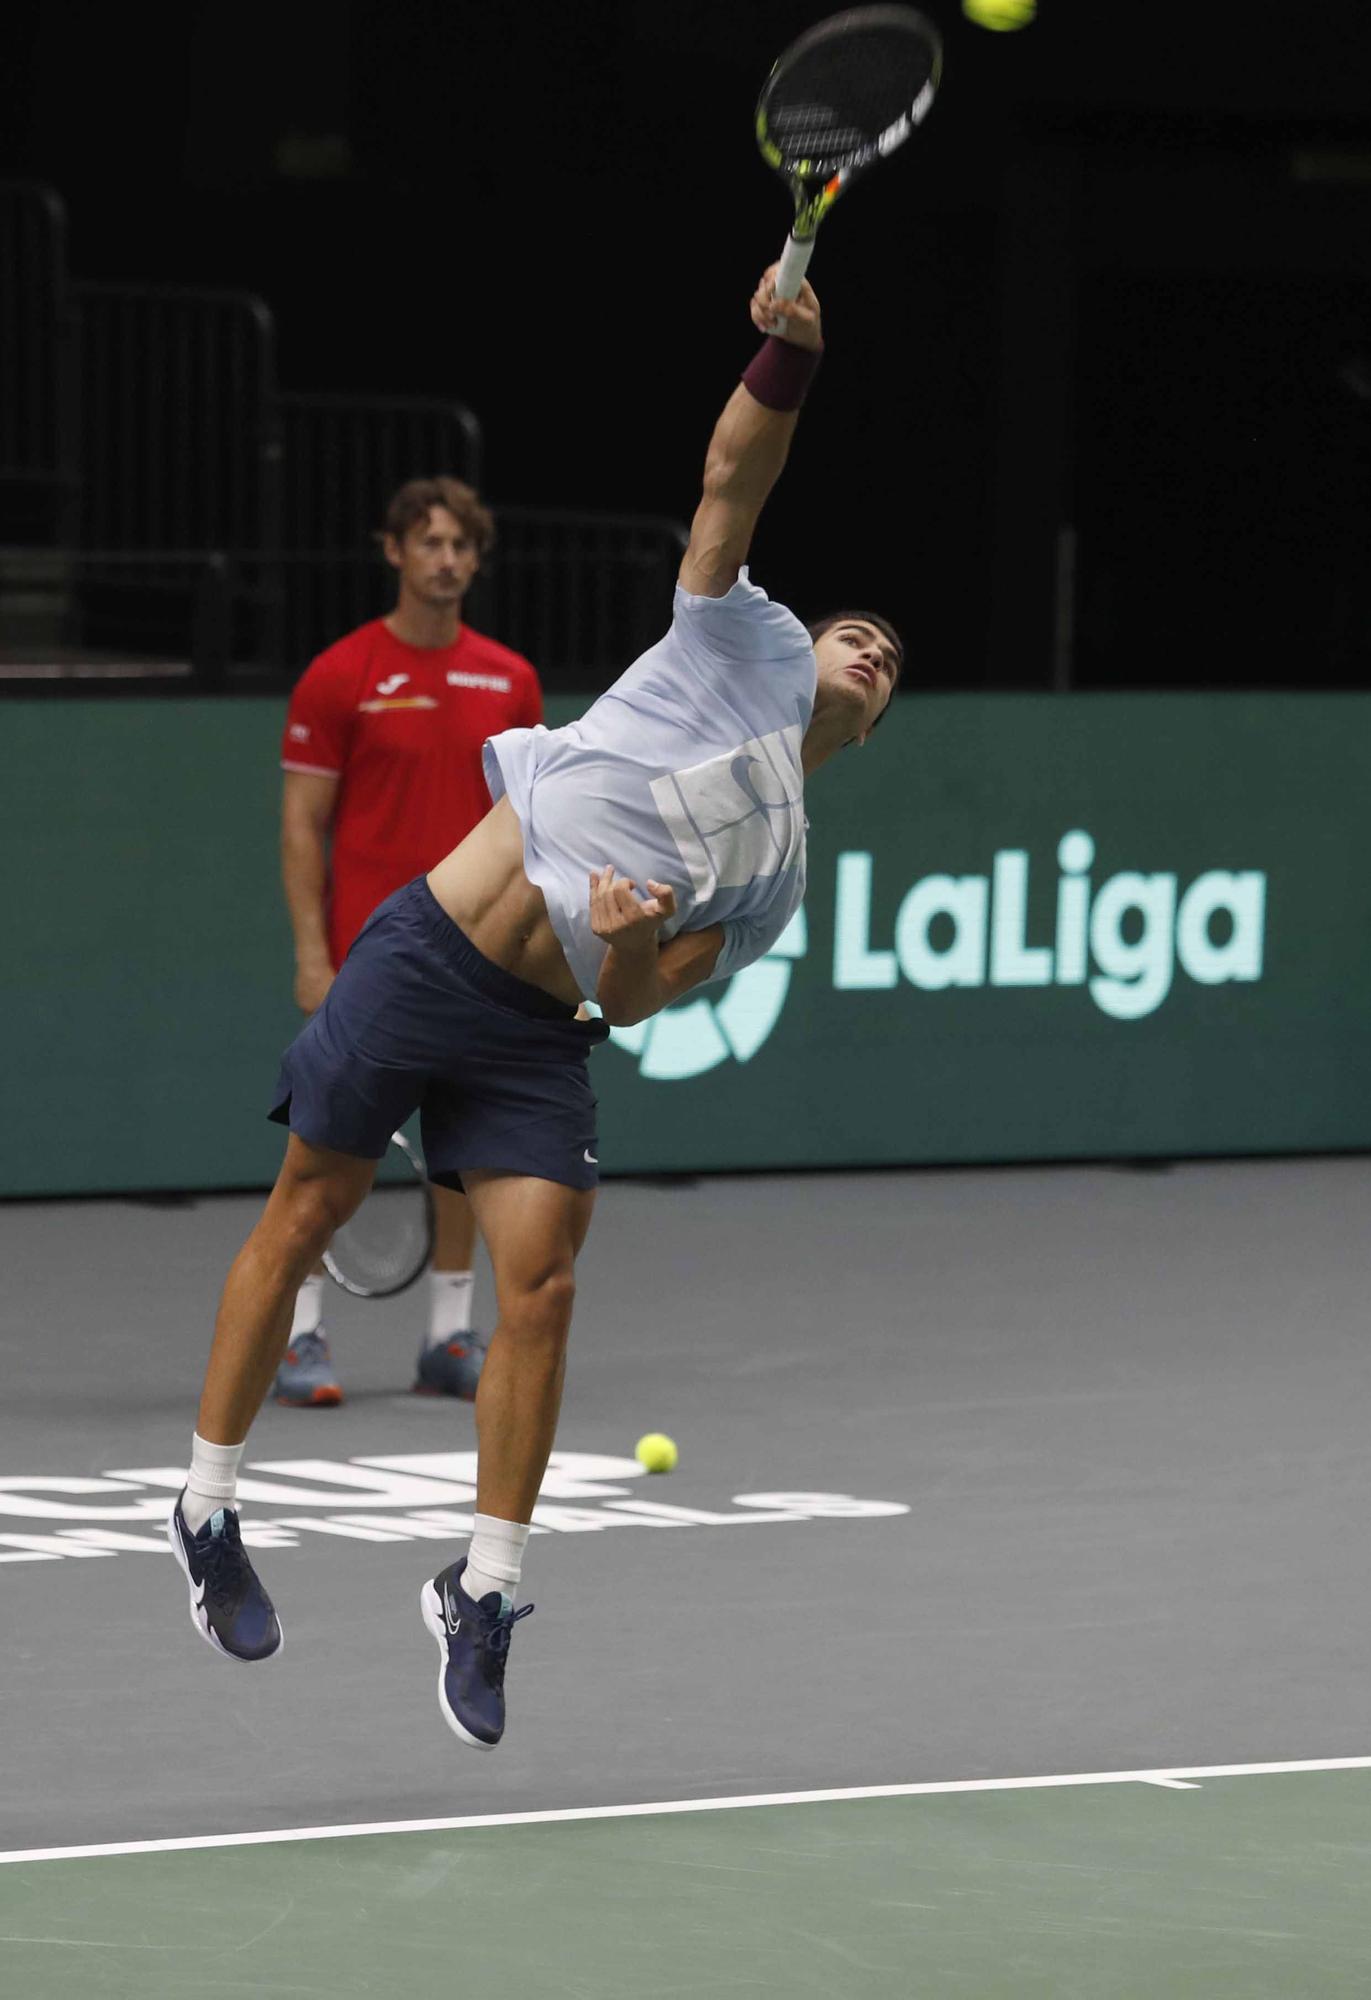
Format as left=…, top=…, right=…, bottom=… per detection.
left=3, top=1755, right=1370, bottom=1868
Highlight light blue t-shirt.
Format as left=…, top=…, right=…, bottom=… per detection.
left=483, top=569, right=815, bottom=1002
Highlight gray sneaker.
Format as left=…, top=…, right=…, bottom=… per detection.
left=413, top=1334, right=487, bottom=1400
left=274, top=1328, right=343, bottom=1407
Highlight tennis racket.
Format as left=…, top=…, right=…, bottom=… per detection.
left=323, top=1129, right=435, bottom=1299
left=757, top=5, right=943, bottom=313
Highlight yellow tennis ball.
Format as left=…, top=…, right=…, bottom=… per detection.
left=635, top=1433, right=679, bottom=1474
left=963, top=0, right=1036, bottom=30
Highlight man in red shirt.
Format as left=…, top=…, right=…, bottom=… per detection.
left=277, top=475, right=543, bottom=1404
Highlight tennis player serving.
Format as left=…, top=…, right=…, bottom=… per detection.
left=168, top=265, right=903, bottom=1750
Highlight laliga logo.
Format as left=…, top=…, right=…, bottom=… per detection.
left=599, top=827, right=1266, bottom=1084
left=604, top=909, right=806, bottom=1080
left=836, top=832, right=1266, bottom=1021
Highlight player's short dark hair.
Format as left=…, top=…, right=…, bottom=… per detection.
left=805, top=609, right=905, bottom=726
left=380, top=477, right=496, bottom=559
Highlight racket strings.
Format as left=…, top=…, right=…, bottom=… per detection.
left=765, top=25, right=935, bottom=171
left=324, top=1133, right=434, bottom=1298
left=771, top=105, right=870, bottom=157
left=328, top=1187, right=432, bottom=1293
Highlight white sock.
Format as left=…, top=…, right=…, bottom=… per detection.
left=182, top=1434, right=245, bottom=1534
left=463, top=1513, right=530, bottom=1608
left=290, top=1274, right=326, bottom=1340
left=427, top=1270, right=475, bottom=1350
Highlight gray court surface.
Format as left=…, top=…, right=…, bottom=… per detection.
left=2, top=1156, right=1369, bottom=1860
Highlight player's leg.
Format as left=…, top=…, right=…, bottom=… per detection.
left=278, top=947, right=343, bottom=1405
left=434, top=1180, right=479, bottom=1270
left=465, top=1169, right=594, bottom=1523
left=414, top=1181, right=486, bottom=1398
left=402, top=886, right=606, bottom=1742
left=419, top=1170, right=595, bottom=1750
left=172, top=880, right=451, bottom=1661
left=169, top=1136, right=376, bottom=1663
left=198, top=1135, right=376, bottom=1445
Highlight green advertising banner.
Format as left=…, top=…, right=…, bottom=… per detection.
left=590, top=694, right=1371, bottom=1171
left=2, top=692, right=1368, bottom=1198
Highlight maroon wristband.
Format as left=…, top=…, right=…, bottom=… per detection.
left=741, top=335, right=823, bottom=412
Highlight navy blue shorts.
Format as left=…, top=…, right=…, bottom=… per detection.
left=269, top=877, right=609, bottom=1191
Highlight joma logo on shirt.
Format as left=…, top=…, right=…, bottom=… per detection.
left=376, top=673, right=409, bottom=696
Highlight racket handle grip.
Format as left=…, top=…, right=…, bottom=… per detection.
left=772, top=234, right=815, bottom=337
left=774, top=234, right=814, bottom=301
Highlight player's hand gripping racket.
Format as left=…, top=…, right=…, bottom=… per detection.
left=323, top=1129, right=435, bottom=1299
left=757, top=5, right=943, bottom=321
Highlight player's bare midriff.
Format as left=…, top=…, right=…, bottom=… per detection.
left=426, top=797, right=584, bottom=1009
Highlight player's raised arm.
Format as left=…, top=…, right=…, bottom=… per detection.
left=677, top=268, right=824, bottom=600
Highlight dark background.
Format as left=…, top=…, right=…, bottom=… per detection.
left=5, top=0, right=1371, bottom=690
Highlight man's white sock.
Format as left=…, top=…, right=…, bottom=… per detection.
left=290, top=1274, right=326, bottom=1341
left=463, top=1514, right=530, bottom=1608
left=182, top=1434, right=245, bottom=1535
left=427, top=1270, right=475, bottom=1351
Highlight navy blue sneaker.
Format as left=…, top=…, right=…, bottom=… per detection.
left=413, top=1333, right=486, bottom=1400
left=420, top=1557, right=531, bottom=1749
left=168, top=1493, right=283, bottom=1664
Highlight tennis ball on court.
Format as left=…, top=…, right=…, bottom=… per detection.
left=635, top=1433, right=679, bottom=1474
left=962, top=0, right=1036, bottom=30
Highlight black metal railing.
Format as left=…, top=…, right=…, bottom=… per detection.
left=0, top=188, right=688, bottom=693
left=0, top=182, right=77, bottom=541
left=74, top=284, right=281, bottom=554
left=273, top=390, right=485, bottom=668
left=0, top=551, right=229, bottom=690
left=65, top=285, right=284, bottom=668
left=279, top=392, right=482, bottom=551
left=470, top=508, right=687, bottom=687
left=0, top=511, right=689, bottom=694
left=255, top=504, right=687, bottom=692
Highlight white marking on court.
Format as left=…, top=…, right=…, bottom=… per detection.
left=3, top=1756, right=1369, bottom=1867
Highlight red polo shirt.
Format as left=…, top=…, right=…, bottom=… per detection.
left=282, top=618, right=543, bottom=966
